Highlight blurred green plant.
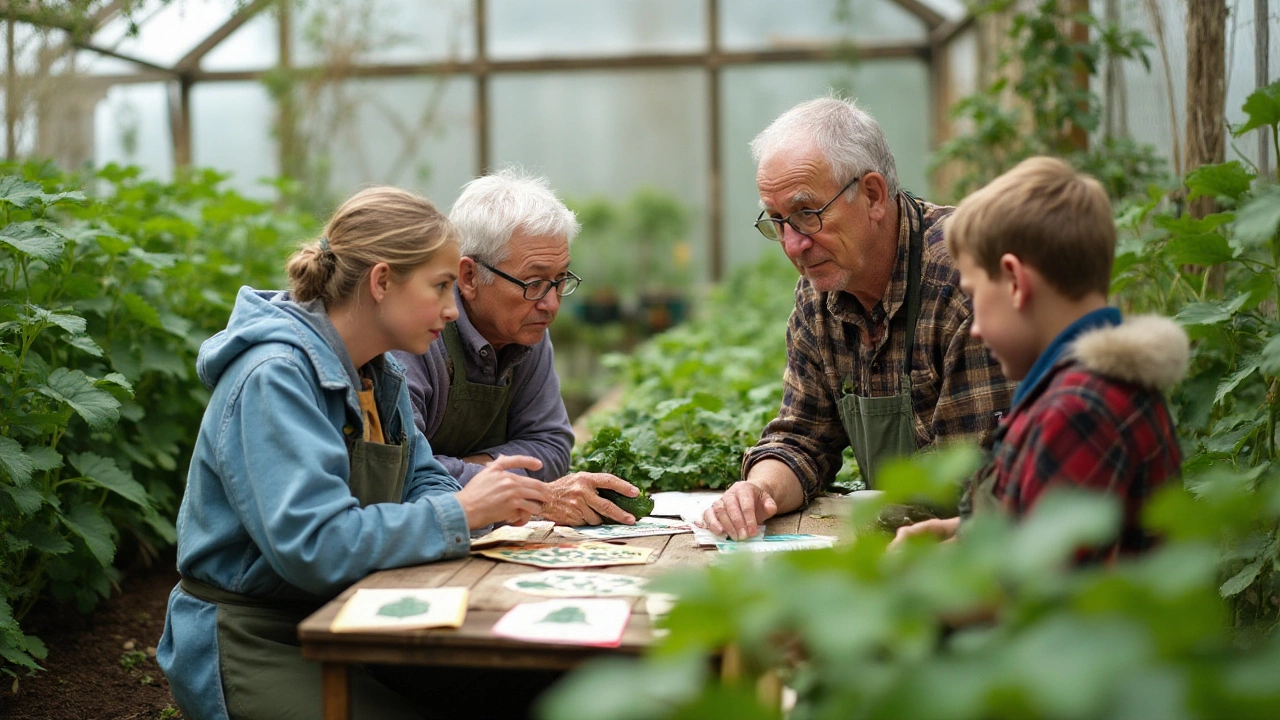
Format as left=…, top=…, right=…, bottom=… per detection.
left=1110, top=79, right=1280, bottom=632
left=935, top=0, right=1165, bottom=201
left=0, top=161, right=314, bottom=680
left=540, top=449, right=1280, bottom=720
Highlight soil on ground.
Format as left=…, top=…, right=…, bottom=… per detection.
left=0, top=548, right=184, bottom=720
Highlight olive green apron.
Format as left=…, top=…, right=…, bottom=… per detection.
left=836, top=196, right=925, bottom=489
left=426, top=321, right=515, bottom=458
left=180, top=398, right=418, bottom=719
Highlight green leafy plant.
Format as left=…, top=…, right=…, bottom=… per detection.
left=935, top=0, right=1164, bottom=201
left=0, top=162, right=314, bottom=680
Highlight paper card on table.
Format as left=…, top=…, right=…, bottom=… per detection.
left=650, top=491, right=723, bottom=518
left=330, top=587, right=468, bottom=633
left=692, top=523, right=766, bottom=547
left=504, top=571, right=649, bottom=598
left=492, top=599, right=631, bottom=647
left=552, top=517, right=692, bottom=541
left=470, top=521, right=553, bottom=550
left=715, top=533, right=837, bottom=553
left=477, top=542, right=654, bottom=568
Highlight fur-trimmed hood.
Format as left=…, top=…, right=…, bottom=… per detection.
left=1067, top=314, right=1190, bottom=391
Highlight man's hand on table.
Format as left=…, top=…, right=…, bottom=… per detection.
left=456, top=455, right=550, bottom=529
left=888, top=516, right=960, bottom=551
left=702, top=481, right=778, bottom=540
left=539, top=472, right=639, bottom=526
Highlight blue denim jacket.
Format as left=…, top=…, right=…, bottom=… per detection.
left=157, top=287, right=470, bottom=719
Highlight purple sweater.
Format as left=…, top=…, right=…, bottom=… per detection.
left=390, top=291, right=574, bottom=485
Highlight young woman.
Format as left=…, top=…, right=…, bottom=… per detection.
left=157, top=187, right=550, bottom=720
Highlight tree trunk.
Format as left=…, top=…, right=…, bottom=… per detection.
left=1185, top=0, right=1228, bottom=219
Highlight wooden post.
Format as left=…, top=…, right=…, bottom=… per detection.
left=1258, top=0, right=1271, bottom=177
left=706, top=0, right=723, bottom=282
left=1185, top=0, right=1228, bottom=218
left=276, top=0, right=297, bottom=182
left=168, top=75, right=193, bottom=170
left=1067, top=0, right=1090, bottom=152
left=474, top=0, right=489, bottom=176
left=6, top=13, right=16, bottom=161
left=321, top=662, right=351, bottom=720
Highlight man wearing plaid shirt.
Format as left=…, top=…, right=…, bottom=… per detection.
left=704, top=97, right=1013, bottom=540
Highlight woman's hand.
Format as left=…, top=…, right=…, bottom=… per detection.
left=455, top=455, right=550, bottom=529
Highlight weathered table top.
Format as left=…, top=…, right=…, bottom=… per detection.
left=298, top=496, right=849, bottom=671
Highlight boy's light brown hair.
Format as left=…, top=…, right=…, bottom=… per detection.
left=945, top=156, right=1115, bottom=299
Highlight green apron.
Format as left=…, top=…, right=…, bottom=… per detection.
left=427, top=321, right=515, bottom=458
left=836, top=196, right=925, bottom=488
left=180, top=394, right=419, bottom=720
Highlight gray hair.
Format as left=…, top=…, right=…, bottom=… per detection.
left=449, top=167, right=580, bottom=283
left=749, top=95, right=900, bottom=198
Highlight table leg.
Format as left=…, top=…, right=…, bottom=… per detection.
left=321, top=662, right=351, bottom=720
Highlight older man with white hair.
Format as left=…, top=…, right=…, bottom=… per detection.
left=393, top=167, right=640, bottom=526
left=703, top=96, right=1014, bottom=540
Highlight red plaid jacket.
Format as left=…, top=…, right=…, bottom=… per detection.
left=984, top=316, right=1187, bottom=560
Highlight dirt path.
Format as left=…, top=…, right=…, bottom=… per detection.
left=0, top=551, right=184, bottom=720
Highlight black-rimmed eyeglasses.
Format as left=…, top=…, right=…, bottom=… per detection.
left=754, top=175, right=862, bottom=242
left=480, top=262, right=582, bottom=301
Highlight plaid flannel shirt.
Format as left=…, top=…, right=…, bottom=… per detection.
left=742, top=196, right=1014, bottom=502
left=987, top=358, right=1181, bottom=559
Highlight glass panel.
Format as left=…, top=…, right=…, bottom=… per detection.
left=201, top=12, right=278, bottom=71
left=93, top=0, right=248, bottom=68
left=191, top=82, right=277, bottom=197
left=94, top=83, right=174, bottom=182
left=490, top=69, right=709, bottom=290
left=290, top=0, right=474, bottom=67
left=316, top=76, right=476, bottom=211
left=65, top=48, right=142, bottom=75
left=721, top=60, right=931, bottom=271
left=488, top=0, right=703, bottom=59
left=720, top=0, right=925, bottom=50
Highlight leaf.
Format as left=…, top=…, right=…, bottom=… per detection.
left=1216, top=356, right=1261, bottom=404
left=1164, top=234, right=1235, bottom=266
left=26, top=305, right=87, bottom=335
left=17, top=522, right=73, bottom=555
left=67, top=335, right=104, bottom=357
left=1220, top=558, right=1266, bottom=597
left=120, top=293, right=163, bottom=329
left=1175, top=293, right=1249, bottom=327
left=1234, top=186, right=1280, bottom=248
left=1260, top=336, right=1280, bottom=376
left=0, top=222, right=65, bottom=263
left=37, top=368, right=121, bottom=429
left=1234, top=82, right=1280, bottom=136
left=3, top=485, right=44, bottom=515
left=376, top=597, right=431, bottom=618
left=99, top=372, right=134, bottom=394
left=0, top=176, right=47, bottom=208
left=60, top=502, right=115, bottom=568
left=1009, top=490, right=1121, bottom=573
left=70, top=452, right=150, bottom=508
left=1185, top=161, right=1255, bottom=205
left=0, top=437, right=35, bottom=485
left=24, top=445, right=62, bottom=472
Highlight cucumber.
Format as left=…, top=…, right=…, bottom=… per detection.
left=598, top=488, right=654, bottom=522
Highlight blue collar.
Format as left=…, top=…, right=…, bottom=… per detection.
left=1011, top=306, right=1122, bottom=409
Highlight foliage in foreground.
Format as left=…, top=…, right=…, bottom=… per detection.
left=541, top=450, right=1280, bottom=720
left=0, top=163, right=313, bottom=678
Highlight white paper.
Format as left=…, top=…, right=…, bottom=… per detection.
left=715, top=533, right=837, bottom=553
left=649, top=491, right=723, bottom=518
left=492, top=599, right=632, bottom=647
left=552, top=517, right=692, bottom=541
left=504, top=571, right=648, bottom=597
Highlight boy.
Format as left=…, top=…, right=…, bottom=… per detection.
left=892, top=156, right=1188, bottom=561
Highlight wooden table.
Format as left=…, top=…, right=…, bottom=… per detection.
left=299, top=497, right=848, bottom=720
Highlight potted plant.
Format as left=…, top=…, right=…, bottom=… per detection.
left=626, top=187, right=691, bottom=333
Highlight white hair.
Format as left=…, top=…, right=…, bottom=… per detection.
left=749, top=95, right=900, bottom=198
left=449, top=166, right=580, bottom=283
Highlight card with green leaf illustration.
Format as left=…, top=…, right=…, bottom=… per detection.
left=477, top=542, right=654, bottom=568
left=492, top=598, right=632, bottom=646
left=330, top=587, right=468, bottom=633
left=503, top=571, right=649, bottom=597
left=552, top=517, right=692, bottom=541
